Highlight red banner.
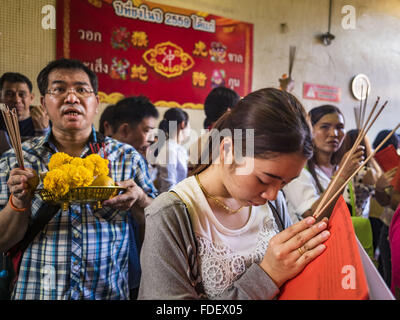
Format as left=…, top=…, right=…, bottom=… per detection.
left=56, top=0, right=253, bottom=109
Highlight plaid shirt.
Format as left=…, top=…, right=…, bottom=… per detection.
left=0, top=128, right=157, bottom=300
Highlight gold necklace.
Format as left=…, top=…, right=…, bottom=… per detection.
left=195, top=174, right=244, bottom=214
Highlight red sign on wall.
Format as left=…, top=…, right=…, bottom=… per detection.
left=56, top=0, right=253, bottom=109
left=303, top=82, right=341, bottom=102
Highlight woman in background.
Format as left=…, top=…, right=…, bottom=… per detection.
left=155, top=107, right=190, bottom=192
left=283, top=105, right=364, bottom=223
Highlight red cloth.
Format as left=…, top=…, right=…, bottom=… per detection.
left=389, top=204, right=400, bottom=296
left=56, top=0, right=253, bottom=108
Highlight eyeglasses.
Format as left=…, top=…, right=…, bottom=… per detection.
left=46, top=86, right=95, bottom=99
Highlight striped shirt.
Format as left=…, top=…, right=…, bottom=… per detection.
left=0, top=128, right=157, bottom=299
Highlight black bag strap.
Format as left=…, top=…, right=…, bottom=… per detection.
left=268, top=201, right=285, bottom=232
left=10, top=202, right=61, bottom=255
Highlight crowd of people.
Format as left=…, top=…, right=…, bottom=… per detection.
left=0, top=58, right=399, bottom=300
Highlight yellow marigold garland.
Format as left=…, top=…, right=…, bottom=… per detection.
left=44, top=153, right=110, bottom=198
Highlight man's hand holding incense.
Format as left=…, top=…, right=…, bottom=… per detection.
left=259, top=216, right=330, bottom=288
left=7, top=167, right=36, bottom=210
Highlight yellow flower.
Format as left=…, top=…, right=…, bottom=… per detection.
left=48, top=152, right=73, bottom=171
left=68, top=165, right=94, bottom=188
left=70, top=157, right=85, bottom=167
left=84, top=154, right=109, bottom=177
left=43, top=169, right=70, bottom=198
left=83, top=157, right=95, bottom=176
left=58, top=163, right=73, bottom=174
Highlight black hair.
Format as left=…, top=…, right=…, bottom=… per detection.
left=203, top=86, right=240, bottom=129
left=307, top=104, right=344, bottom=193
left=37, top=58, right=98, bottom=96
left=99, top=104, right=116, bottom=135
left=373, top=129, right=399, bottom=150
left=0, top=72, right=33, bottom=92
left=112, top=96, right=159, bottom=132
left=158, top=107, right=189, bottom=139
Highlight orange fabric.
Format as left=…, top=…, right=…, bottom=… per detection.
left=278, top=196, right=369, bottom=300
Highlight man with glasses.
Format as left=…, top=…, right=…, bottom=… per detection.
left=0, top=58, right=157, bottom=299
left=0, top=72, right=50, bottom=155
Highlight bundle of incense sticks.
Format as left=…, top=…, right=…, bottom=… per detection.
left=0, top=103, right=25, bottom=169
left=353, top=85, right=382, bottom=175
left=313, top=92, right=399, bottom=220
left=353, top=84, right=370, bottom=130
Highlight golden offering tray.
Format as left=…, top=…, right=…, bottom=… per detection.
left=37, top=186, right=126, bottom=211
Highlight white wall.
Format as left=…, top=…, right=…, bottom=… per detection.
left=152, top=0, right=400, bottom=142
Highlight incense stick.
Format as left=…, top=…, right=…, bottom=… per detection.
left=314, top=123, right=400, bottom=219
left=0, top=103, right=25, bottom=169
left=313, top=96, right=385, bottom=219
left=360, top=84, right=369, bottom=128
left=354, top=106, right=362, bottom=130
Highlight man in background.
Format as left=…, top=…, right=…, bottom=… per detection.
left=203, top=86, right=240, bottom=129
left=0, top=72, right=50, bottom=155
left=110, top=96, right=159, bottom=158
left=98, top=104, right=116, bottom=137
left=98, top=96, right=159, bottom=299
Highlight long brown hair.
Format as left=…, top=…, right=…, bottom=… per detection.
left=190, top=88, right=313, bottom=175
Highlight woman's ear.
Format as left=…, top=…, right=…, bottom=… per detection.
left=220, top=137, right=234, bottom=165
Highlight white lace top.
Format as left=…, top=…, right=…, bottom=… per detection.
left=172, top=176, right=280, bottom=299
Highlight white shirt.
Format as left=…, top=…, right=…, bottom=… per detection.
left=155, top=139, right=188, bottom=192
left=283, top=167, right=331, bottom=223
left=283, top=166, right=351, bottom=223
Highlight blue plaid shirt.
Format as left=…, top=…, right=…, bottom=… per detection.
left=0, top=129, right=157, bottom=299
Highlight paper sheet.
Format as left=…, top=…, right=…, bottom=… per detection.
left=357, top=238, right=395, bottom=300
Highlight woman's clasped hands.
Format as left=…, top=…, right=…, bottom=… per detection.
left=260, top=216, right=330, bottom=288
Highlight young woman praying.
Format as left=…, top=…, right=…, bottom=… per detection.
left=138, top=88, right=333, bottom=299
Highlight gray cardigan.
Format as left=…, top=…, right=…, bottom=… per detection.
left=138, top=191, right=291, bottom=300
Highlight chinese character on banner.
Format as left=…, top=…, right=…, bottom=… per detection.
left=131, top=31, right=148, bottom=48
left=193, top=41, right=208, bottom=58
left=192, top=72, right=207, bottom=87
left=131, top=64, right=148, bottom=82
